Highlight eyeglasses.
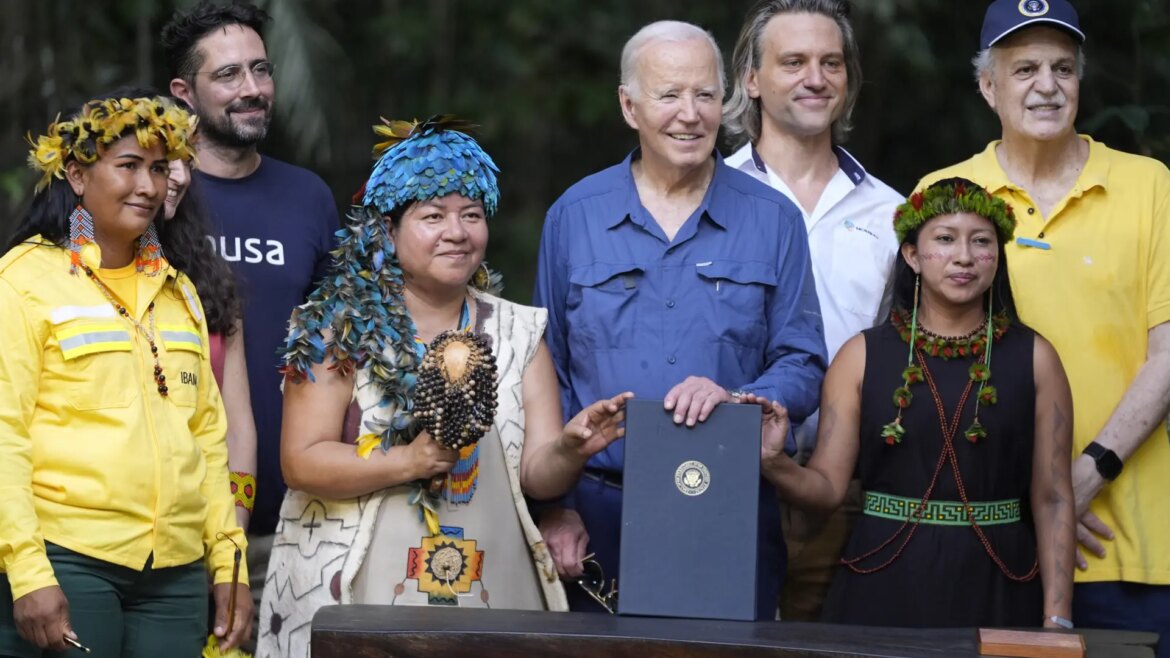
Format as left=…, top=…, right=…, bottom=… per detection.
left=199, top=61, right=275, bottom=89
left=575, top=559, right=618, bottom=614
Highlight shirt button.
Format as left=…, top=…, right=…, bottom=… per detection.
left=666, top=299, right=676, bottom=308
left=667, top=355, right=677, bottom=364
left=1027, top=208, right=1035, bottom=215
left=1038, top=231, right=1045, bottom=238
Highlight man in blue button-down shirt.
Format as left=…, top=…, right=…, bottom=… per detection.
left=532, top=19, right=828, bottom=618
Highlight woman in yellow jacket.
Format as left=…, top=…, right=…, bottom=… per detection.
left=0, top=96, right=251, bottom=656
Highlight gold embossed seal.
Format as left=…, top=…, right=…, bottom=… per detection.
left=674, top=460, right=711, bottom=496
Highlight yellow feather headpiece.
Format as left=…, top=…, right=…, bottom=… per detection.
left=25, top=96, right=198, bottom=192
left=370, top=114, right=477, bottom=158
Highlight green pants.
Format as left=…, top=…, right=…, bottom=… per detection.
left=0, top=543, right=207, bottom=658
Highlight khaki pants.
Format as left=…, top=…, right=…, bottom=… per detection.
left=778, top=479, right=861, bottom=621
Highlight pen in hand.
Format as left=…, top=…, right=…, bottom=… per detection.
left=63, top=635, right=91, bottom=653
left=225, top=545, right=241, bottom=637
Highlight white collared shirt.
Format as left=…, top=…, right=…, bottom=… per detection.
left=725, top=143, right=902, bottom=455
left=726, top=143, right=901, bottom=361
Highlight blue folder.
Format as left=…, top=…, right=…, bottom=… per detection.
left=618, top=399, right=762, bottom=621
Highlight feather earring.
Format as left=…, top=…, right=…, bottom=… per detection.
left=68, top=204, right=95, bottom=275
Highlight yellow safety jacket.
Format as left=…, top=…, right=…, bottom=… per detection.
left=0, top=238, right=246, bottom=600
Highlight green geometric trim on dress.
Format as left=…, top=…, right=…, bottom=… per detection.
left=864, top=491, right=1021, bottom=526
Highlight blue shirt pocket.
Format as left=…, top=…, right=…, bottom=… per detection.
left=693, top=260, right=775, bottom=349
left=567, top=262, right=643, bottom=349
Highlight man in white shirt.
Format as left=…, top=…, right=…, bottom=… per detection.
left=722, top=0, right=901, bottom=620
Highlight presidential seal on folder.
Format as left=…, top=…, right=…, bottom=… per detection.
left=618, top=399, right=762, bottom=621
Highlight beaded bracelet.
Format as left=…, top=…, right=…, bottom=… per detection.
left=229, top=471, right=256, bottom=512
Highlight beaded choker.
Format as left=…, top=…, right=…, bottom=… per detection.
left=916, top=320, right=985, bottom=344
left=83, top=265, right=168, bottom=397
left=890, top=308, right=1009, bottom=361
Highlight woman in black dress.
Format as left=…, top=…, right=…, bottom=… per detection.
left=750, top=178, right=1075, bottom=628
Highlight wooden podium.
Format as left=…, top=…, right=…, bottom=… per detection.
left=310, top=606, right=1158, bottom=657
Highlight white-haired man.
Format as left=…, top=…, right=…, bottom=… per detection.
left=922, top=0, right=1170, bottom=646
left=533, top=20, right=828, bottom=616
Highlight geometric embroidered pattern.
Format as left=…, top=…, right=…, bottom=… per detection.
left=406, top=525, right=484, bottom=606
left=864, top=491, right=1021, bottom=526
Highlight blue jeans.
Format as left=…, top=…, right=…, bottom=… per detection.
left=1074, top=581, right=1170, bottom=658
left=0, top=543, right=207, bottom=658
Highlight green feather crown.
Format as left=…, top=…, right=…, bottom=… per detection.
left=894, top=178, right=1016, bottom=244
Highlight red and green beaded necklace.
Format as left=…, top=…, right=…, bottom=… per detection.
left=880, top=289, right=1008, bottom=446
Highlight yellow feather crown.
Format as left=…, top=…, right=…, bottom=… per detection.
left=26, top=96, right=198, bottom=192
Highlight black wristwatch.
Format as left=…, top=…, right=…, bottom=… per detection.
left=1082, top=441, right=1123, bottom=481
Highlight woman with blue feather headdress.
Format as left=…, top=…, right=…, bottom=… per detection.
left=256, top=117, right=630, bottom=657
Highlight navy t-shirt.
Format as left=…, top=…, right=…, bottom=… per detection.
left=194, top=156, right=339, bottom=535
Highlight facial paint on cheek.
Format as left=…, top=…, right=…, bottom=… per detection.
left=975, top=254, right=996, bottom=264
left=919, top=252, right=947, bottom=261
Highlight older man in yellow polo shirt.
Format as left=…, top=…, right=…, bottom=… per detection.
left=919, top=0, right=1170, bottom=649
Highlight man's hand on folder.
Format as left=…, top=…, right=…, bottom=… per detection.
left=664, top=376, right=731, bottom=426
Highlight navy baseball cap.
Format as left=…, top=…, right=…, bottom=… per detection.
left=981, top=0, right=1085, bottom=50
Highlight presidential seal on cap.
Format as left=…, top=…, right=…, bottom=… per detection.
left=980, top=0, right=1085, bottom=50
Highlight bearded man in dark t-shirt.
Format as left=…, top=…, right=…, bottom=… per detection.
left=162, top=1, right=339, bottom=624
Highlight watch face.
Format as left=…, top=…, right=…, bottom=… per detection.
left=1098, top=451, right=1123, bottom=480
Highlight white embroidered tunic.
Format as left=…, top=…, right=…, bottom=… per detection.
left=256, top=291, right=567, bottom=658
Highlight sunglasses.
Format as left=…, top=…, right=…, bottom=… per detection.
left=575, top=558, right=618, bottom=614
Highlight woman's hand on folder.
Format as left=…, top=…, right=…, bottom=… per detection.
left=732, top=393, right=791, bottom=474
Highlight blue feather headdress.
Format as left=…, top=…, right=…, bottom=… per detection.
left=362, top=115, right=500, bottom=217
left=280, top=116, right=502, bottom=454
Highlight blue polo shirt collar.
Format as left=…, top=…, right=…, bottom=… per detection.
left=605, top=148, right=732, bottom=230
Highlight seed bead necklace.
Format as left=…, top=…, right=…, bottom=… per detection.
left=82, top=265, right=168, bottom=397
left=917, top=317, right=986, bottom=343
